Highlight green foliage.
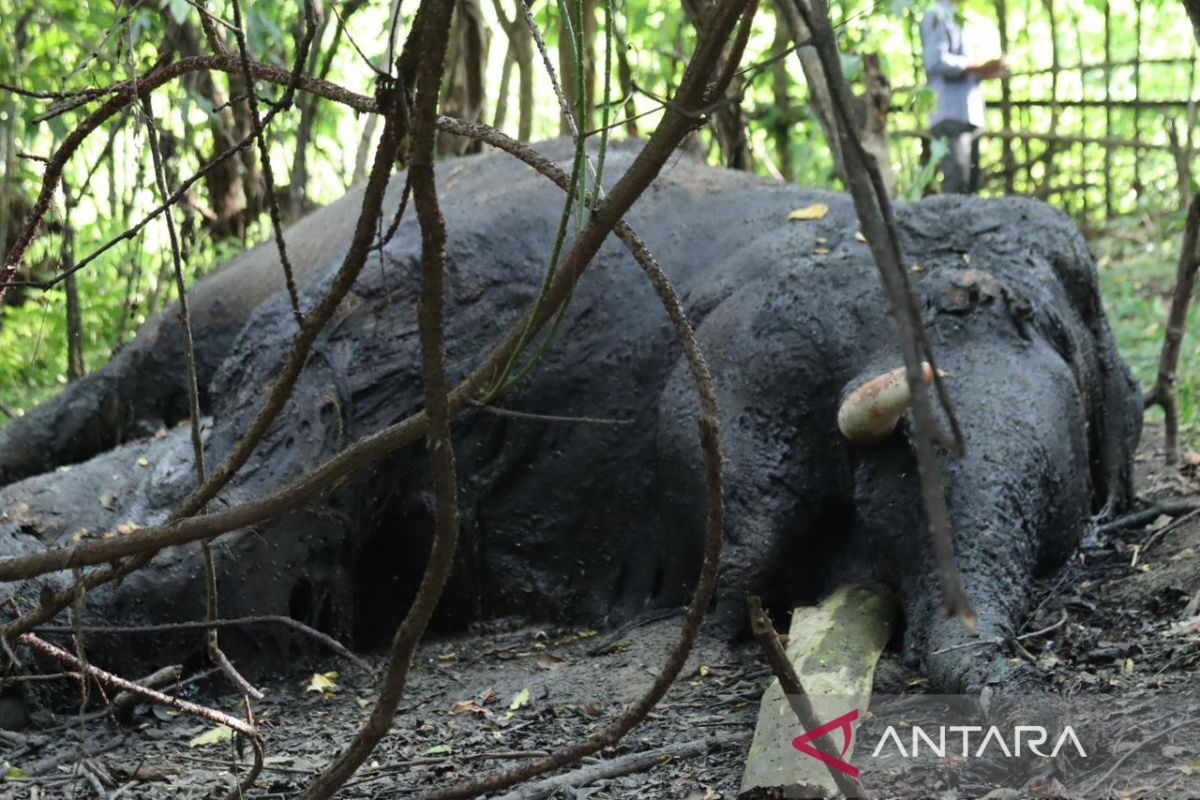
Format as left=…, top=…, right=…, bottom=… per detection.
left=899, top=135, right=948, bottom=200
left=0, top=0, right=1196, bottom=430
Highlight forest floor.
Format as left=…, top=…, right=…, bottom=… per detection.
left=2, top=424, right=1197, bottom=799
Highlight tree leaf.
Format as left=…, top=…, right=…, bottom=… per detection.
left=787, top=203, right=829, bottom=221
left=188, top=725, right=234, bottom=747
left=508, top=686, right=530, bottom=711
left=305, top=671, right=341, bottom=695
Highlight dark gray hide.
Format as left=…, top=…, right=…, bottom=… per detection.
left=0, top=142, right=1140, bottom=692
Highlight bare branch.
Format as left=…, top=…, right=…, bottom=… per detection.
left=142, top=92, right=261, bottom=699
left=18, top=633, right=264, bottom=799
left=225, top=0, right=322, bottom=324
left=790, top=0, right=973, bottom=625
left=1144, top=191, right=1200, bottom=464
left=2, top=54, right=375, bottom=299
left=300, top=4, right=459, bottom=792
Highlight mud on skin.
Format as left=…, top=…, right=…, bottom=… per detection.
left=0, top=142, right=1141, bottom=694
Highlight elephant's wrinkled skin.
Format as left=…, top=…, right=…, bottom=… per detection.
left=0, top=142, right=1140, bottom=693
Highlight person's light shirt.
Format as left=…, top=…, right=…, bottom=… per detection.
left=920, top=0, right=986, bottom=127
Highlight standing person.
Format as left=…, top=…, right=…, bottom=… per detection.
left=920, top=0, right=1009, bottom=194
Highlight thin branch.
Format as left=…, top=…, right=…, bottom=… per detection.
left=522, top=0, right=576, bottom=135
left=191, top=0, right=234, bottom=53
left=142, top=93, right=262, bottom=702
left=18, top=633, right=264, bottom=799
left=493, top=735, right=749, bottom=800
left=226, top=0, right=321, bottom=325
left=929, top=608, right=1071, bottom=655
left=1081, top=709, right=1199, bottom=795
left=792, top=0, right=973, bottom=625
left=470, top=401, right=633, bottom=426
left=1094, top=499, right=1200, bottom=537
left=329, top=0, right=388, bottom=76
left=1144, top=191, right=1200, bottom=464
left=2, top=54, right=374, bottom=298
left=298, top=0, right=457, bottom=793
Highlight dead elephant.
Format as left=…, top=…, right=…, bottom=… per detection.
left=0, top=142, right=1141, bottom=694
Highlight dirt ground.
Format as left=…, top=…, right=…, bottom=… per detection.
left=1, top=425, right=1197, bottom=799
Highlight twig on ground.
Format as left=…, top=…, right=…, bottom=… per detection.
left=930, top=609, right=1071, bottom=655
left=24, top=735, right=126, bottom=777
left=34, top=667, right=223, bottom=737
left=1016, top=609, right=1069, bottom=641
left=1184, top=588, right=1200, bottom=619
left=1143, top=507, right=1200, bottom=553
left=1092, top=499, right=1200, bottom=538
left=340, top=750, right=554, bottom=791
left=17, top=634, right=263, bottom=799
left=110, top=664, right=182, bottom=724
left=1082, top=708, right=1199, bottom=794
left=587, top=609, right=681, bottom=655
left=493, top=735, right=750, bottom=800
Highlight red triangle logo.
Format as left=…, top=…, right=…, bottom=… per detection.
left=791, top=708, right=860, bottom=778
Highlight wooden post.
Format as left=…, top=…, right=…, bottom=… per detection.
left=771, top=13, right=793, bottom=182
left=1021, top=0, right=1033, bottom=188
left=996, top=0, right=1016, bottom=194
left=1036, top=0, right=1062, bottom=201
left=1076, top=9, right=1089, bottom=224
left=1134, top=0, right=1144, bottom=196
left=1104, top=3, right=1114, bottom=217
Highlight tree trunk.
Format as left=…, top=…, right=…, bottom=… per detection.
left=683, top=0, right=751, bottom=169
left=858, top=53, right=896, bottom=197
left=777, top=0, right=846, bottom=182
left=162, top=17, right=261, bottom=239
left=557, top=0, right=598, bottom=136
left=439, top=0, right=491, bottom=155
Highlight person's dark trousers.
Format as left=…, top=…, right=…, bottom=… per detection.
left=931, top=119, right=981, bottom=194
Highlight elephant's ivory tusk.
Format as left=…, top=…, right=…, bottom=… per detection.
left=837, top=362, right=946, bottom=444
